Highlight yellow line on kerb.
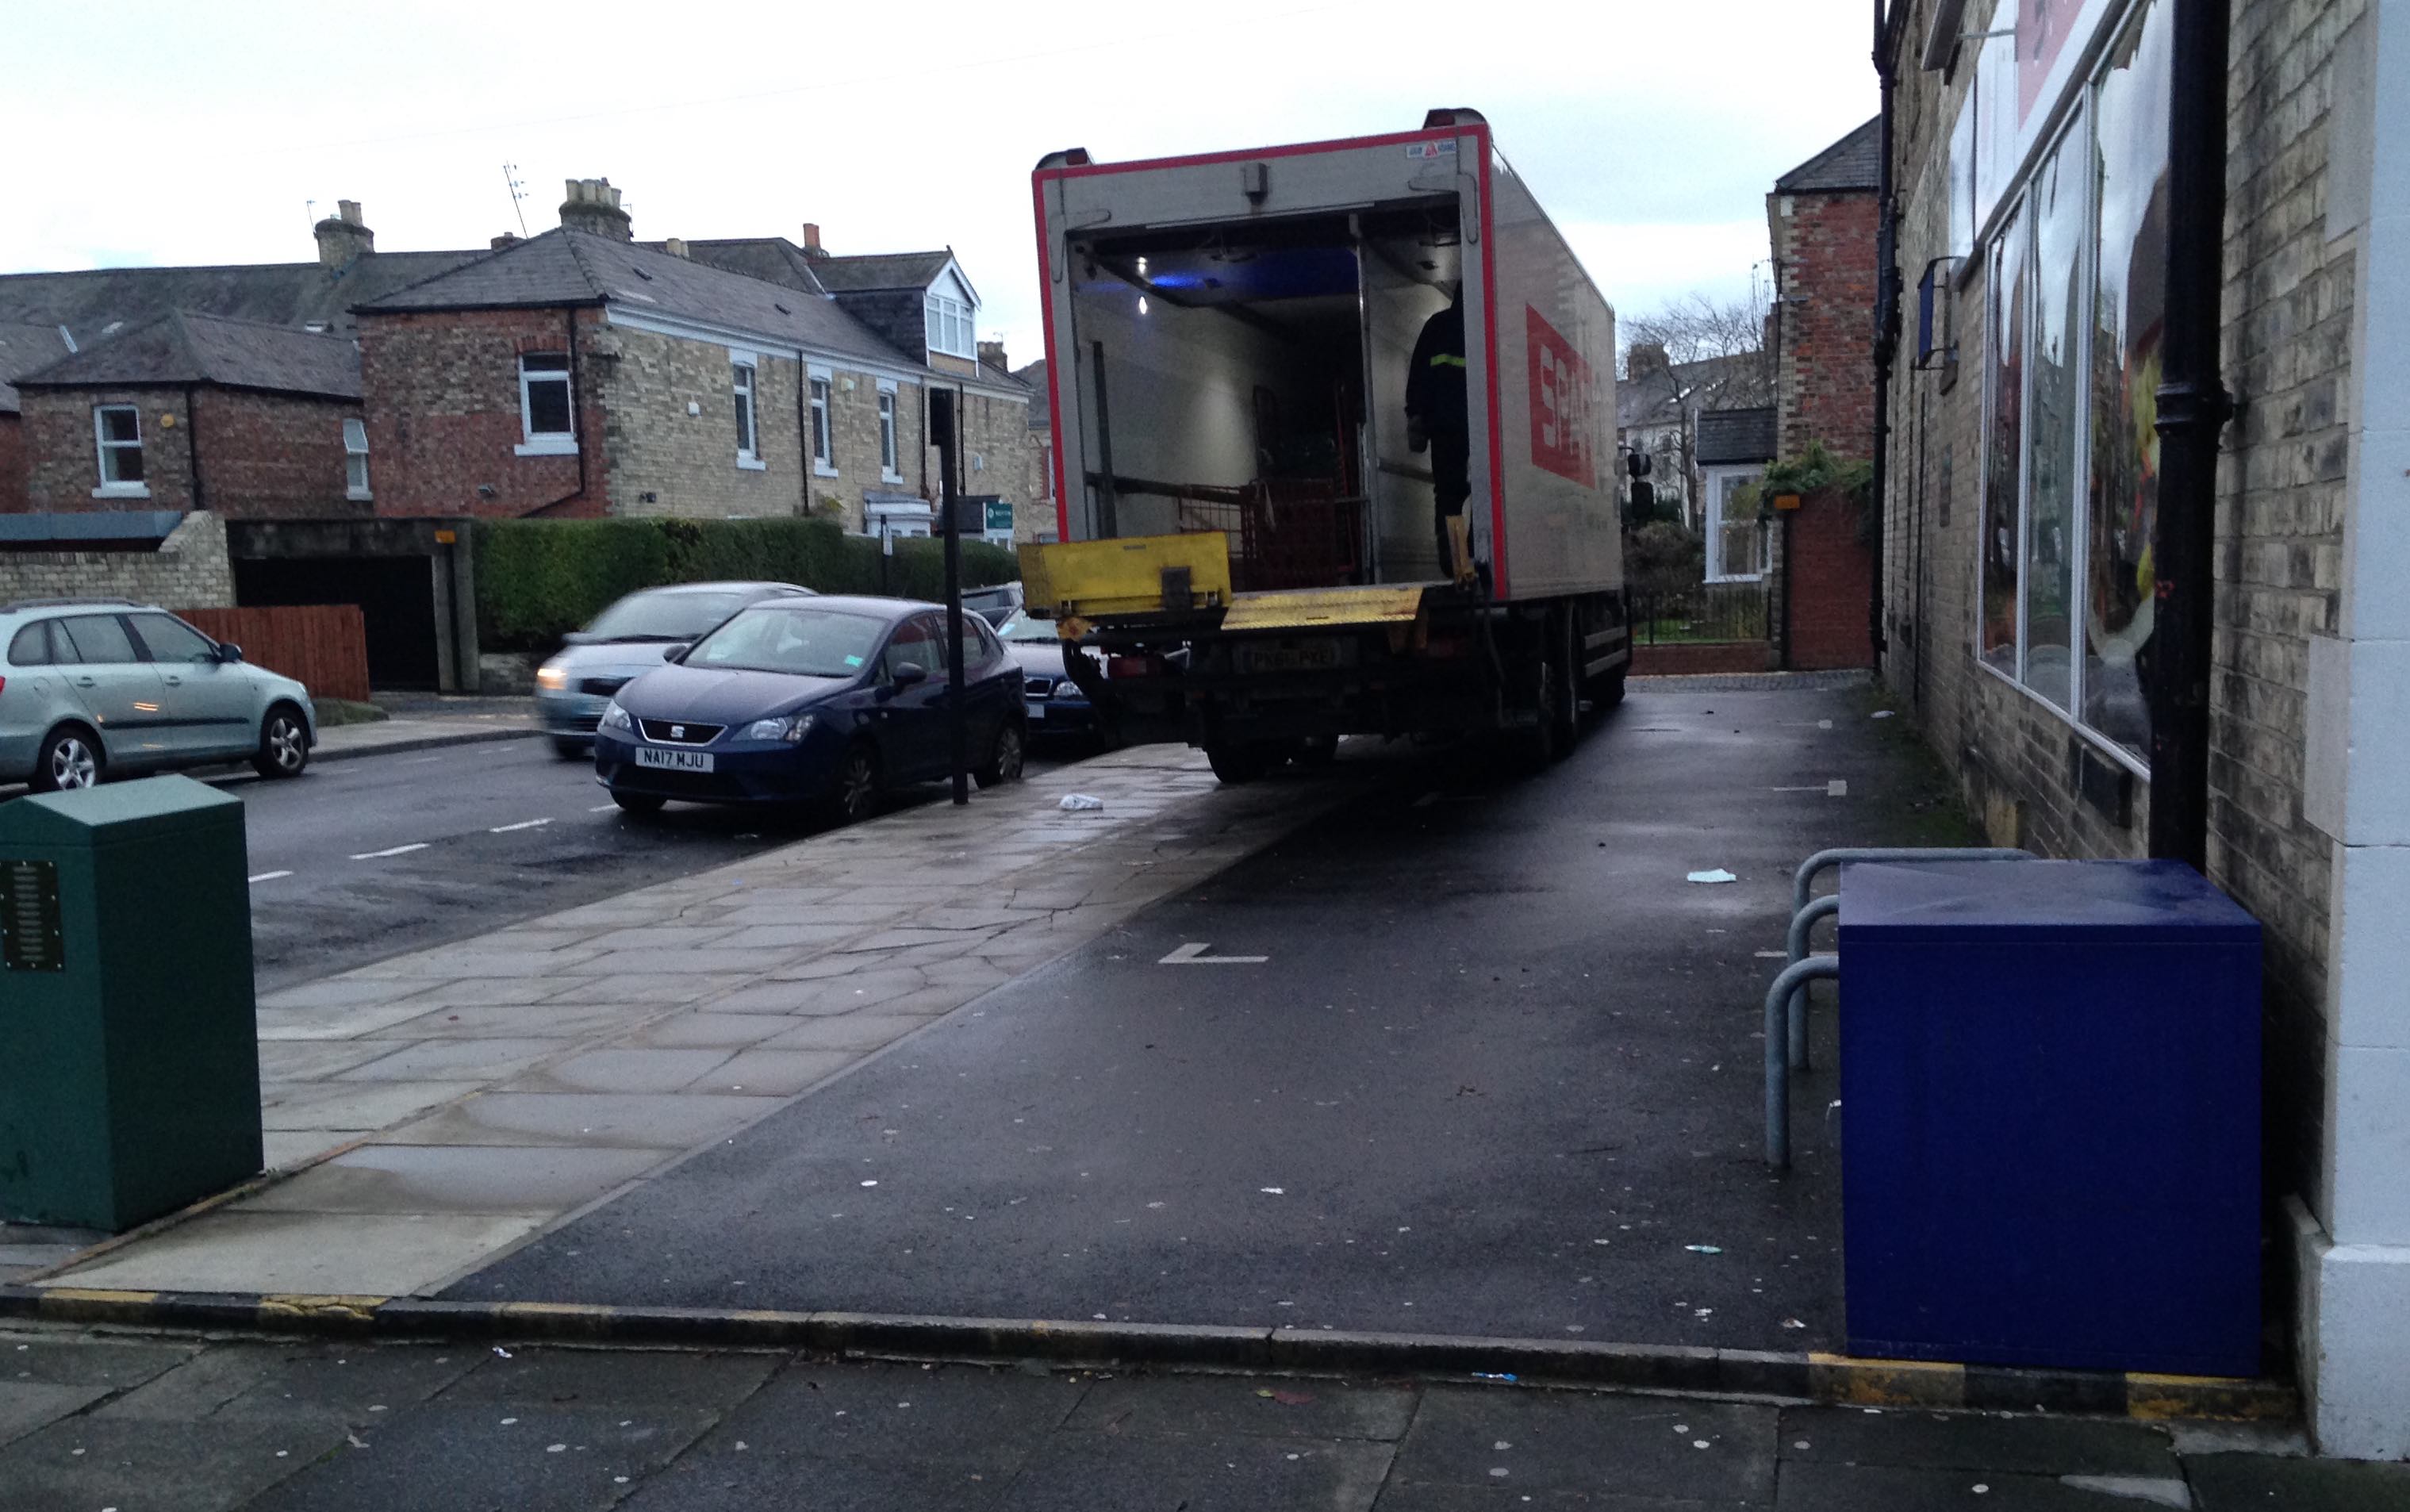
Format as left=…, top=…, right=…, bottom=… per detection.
left=259, top=1295, right=386, bottom=1325
left=1808, top=1353, right=1968, bottom=1407
left=36, top=1288, right=161, bottom=1319
left=2124, top=1371, right=2291, bottom=1421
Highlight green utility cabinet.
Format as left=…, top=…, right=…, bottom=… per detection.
left=0, top=775, right=262, bottom=1230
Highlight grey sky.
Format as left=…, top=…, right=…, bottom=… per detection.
left=6, top=0, right=1877, bottom=362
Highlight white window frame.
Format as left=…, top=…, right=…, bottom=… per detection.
left=731, top=356, right=764, bottom=469
left=91, top=404, right=148, bottom=498
left=515, top=352, right=577, bottom=456
left=877, top=380, right=901, bottom=482
left=1701, top=466, right=1766, bottom=582
left=343, top=416, right=371, bottom=501
left=924, top=293, right=975, bottom=359
left=808, top=364, right=837, bottom=477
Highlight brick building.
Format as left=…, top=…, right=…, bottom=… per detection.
left=1872, top=0, right=2410, bottom=1453
left=0, top=322, right=74, bottom=512
left=1008, top=356, right=1057, bottom=543
left=9, top=310, right=366, bottom=522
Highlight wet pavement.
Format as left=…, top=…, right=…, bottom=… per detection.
left=459, top=682, right=1968, bottom=1354
left=0, top=1326, right=2369, bottom=1510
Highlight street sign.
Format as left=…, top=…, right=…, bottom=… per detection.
left=985, top=498, right=1013, bottom=535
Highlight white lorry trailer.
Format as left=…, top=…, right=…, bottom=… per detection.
left=1019, top=109, right=1629, bottom=780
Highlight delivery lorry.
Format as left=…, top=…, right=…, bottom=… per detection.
left=1018, top=108, right=1629, bottom=781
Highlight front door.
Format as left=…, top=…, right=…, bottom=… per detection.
left=129, top=612, right=256, bottom=758
left=52, top=613, right=174, bottom=770
left=875, top=612, right=949, bottom=781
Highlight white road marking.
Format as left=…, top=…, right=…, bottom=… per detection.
left=1160, top=942, right=1269, bottom=965
left=349, top=842, right=430, bottom=860
left=589, top=803, right=619, bottom=812
left=489, top=818, right=554, bottom=833
left=248, top=870, right=293, bottom=884
left=1827, top=779, right=1848, bottom=797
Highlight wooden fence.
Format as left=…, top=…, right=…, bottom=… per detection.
left=178, top=605, right=373, bottom=704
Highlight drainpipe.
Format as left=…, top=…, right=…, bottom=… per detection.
left=181, top=384, right=205, bottom=515
left=1868, top=0, right=1901, bottom=675
left=2147, top=0, right=2235, bottom=872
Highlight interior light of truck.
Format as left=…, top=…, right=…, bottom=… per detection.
left=1138, top=296, right=1149, bottom=316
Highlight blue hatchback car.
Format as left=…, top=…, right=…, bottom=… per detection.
left=593, top=596, right=1027, bottom=823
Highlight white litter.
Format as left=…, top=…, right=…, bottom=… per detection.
left=1260, top=1187, right=1285, bottom=1195
left=493, top=1348, right=512, bottom=1359
left=1686, top=1245, right=1723, bottom=1254
left=1871, top=710, right=1896, bottom=720
left=1059, top=793, right=1105, bottom=812
left=1687, top=869, right=1739, bottom=885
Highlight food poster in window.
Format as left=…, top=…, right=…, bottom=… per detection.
left=1982, top=205, right=2028, bottom=670
left=2083, top=0, right=2170, bottom=758
left=2021, top=116, right=2087, bottom=712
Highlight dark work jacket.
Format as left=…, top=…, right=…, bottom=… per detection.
left=1406, top=303, right=1468, bottom=446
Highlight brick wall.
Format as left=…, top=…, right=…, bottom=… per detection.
left=0, top=509, right=233, bottom=605
left=602, top=327, right=810, bottom=519
left=359, top=306, right=606, bottom=518
left=0, top=414, right=23, bottom=513
left=1874, top=0, right=2358, bottom=1212
left=1771, top=190, right=1881, bottom=460
left=21, top=386, right=195, bottom=511
left=819, top=371, right=927, bottom=529
left=1783, top=489, right=1876, bottom=669
left=958, top=387, right=1034, bottom=535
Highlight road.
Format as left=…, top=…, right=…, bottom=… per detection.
left=458, top=681, right=1965, bottom=1350
left=224, top=735, right=1073, bottom=993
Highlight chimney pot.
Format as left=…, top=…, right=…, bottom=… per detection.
left=313, top=199, right=375, bottom=270
left=490, top=232, right=521, bottom=250
left=978, top=339, right=1007, bottom=371
left=665, top=236, right=689, bottom=259
left=558, top=177, right=634, bottom=240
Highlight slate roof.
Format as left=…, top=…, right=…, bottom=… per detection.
left=641, top=238, right=830, bottom=298
left=807, top=251, right=954, bottom=294
left=1775, top=117, right=1882, bottom=194
left=1618, top=351, right=1774, bottom=432
left=14, top=310, right=361, bottom=399
left=357, top=229, right=935, bottom=375
left=0, top=249, right=483, bottom=348
left=1012, top=360, right=1049, bottom=429
left=0, top=321, right=74, bottom=414
left=1695, top=406, right=1779, bottom=465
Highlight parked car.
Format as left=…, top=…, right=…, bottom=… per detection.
left=961, top=581, right=1024, bottom=628
left=535, top=581, right=812, bottom=758
left=0, top=597, right=316, bottom=791
left=996, top=609, right=1110, bottom=744
left=593, top=595, right=1026, bottom=823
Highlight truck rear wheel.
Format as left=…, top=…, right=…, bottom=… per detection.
left=1205, top=741, right=1271, bottom=785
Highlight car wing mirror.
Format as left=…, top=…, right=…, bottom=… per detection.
left=662, top=643, right=689, bottom=662
left=217, top=642, right=244, bottom=664
left=890, top=660, right=930, bottom=687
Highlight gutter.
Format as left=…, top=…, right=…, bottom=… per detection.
left=1869, top=0, right=1904, bottom=676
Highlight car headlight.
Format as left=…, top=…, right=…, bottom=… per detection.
left=535, top=663, right=569, bottom=691
left=745, top=712, right=816, bottom=744
left=599, top=701, right=634, bottom=734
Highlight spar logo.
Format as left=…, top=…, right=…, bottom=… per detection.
left=1525, top=306, right=1595, bottom=488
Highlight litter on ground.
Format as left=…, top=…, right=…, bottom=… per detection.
left=1060, top=793, right=1105, bottom=811
left=1687, top=869, right=1739, bottom=885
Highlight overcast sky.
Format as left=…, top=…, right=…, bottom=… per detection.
left=8, top=0, right=1877, bottom=362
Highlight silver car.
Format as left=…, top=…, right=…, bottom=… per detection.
left=0, top=597, right=317, bottom=791
left=534, top=581, right=814, bottom=758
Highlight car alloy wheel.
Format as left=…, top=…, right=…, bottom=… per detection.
left=835, top=748, right=879, bottom=824
left=260, top=712, right=308, bottom=777
left=975, top=720, right=1025, bottom=789
left=48, top=734, right=98, bottom=789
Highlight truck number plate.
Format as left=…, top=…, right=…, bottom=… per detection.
left=635, top=746, right=714, bottom=773
left=2, top=859, right=63, bottom=973
left=1235, top=640, right=1352, bottom=675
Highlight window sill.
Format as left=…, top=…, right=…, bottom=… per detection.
left=515, top=438, right=578, bottom=457
left=92, top=484, right=151, bottom=500
left=737, top=455, right=768, bottom=471
left=813, top=463, right=841, bottom=479
left=881, top=472, right=904, bottom=486
left=346, top=489, right=374, bottom=503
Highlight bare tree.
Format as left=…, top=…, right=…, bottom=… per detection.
left=1622, top=280, right=1773, bottom=376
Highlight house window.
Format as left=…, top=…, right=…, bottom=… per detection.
left=517, top=352, right=575, bottom=455
left=809, top=371, right=835, bottom=474
left=343, top=417, right=370, bottom=500
left=924, top=294, right=974, bottom=359
left=1703, top=470, right=1764, bottom=582
left=93, top=405, right=146, bottom=495
left=1974, top=0, right=2169, bottom=767
left=877, top=386, right=900, bottom=480
left=731, top=360, right=761, bottom=466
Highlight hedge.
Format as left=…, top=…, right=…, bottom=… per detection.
left=475, top=516, right=1021, bottom=650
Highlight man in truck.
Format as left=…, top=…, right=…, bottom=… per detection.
left=1405, top=283, right=1469, bottom=580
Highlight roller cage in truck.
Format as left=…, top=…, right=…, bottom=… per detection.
left=1027, top=109, right=1623, bottom=604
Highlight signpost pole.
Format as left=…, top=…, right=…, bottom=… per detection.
left=934, top=389, right=969, bottom=806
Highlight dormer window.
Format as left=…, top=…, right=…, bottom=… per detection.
left=925, top=293, right=974, bottom=359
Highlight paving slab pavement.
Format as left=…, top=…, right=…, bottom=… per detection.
left=18, top=746, right=1350, bottom=1295
left=0, top=1326, right=2366, bottom=1510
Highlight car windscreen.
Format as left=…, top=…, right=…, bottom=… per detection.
left=684, top=605, right=885, bottom=678
left=996, top=612, right=1059, bottom=644
left=584, top=589, right=750, bottom=642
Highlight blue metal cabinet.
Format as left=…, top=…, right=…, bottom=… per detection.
left=1837, top=859, right=2261, bottom=1376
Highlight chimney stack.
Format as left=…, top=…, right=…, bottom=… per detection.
left=665, top=236, right=690, bottom=259
left=490, top=232, right=521, bottom=251
left=1626, top=340, right=1670, bottom=378
left=978, top=340, right=1008, bottom=372
left=313, top=199, right=374, bottom=270
left=558, top=178, right=634, bottom=240
left=800, top=222, right=828, bottom=261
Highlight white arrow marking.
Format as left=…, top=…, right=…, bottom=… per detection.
left=1159, top=942, right=1269, bottom=965
left=489, top=818, right=554, bottom=833
left=248, top=870, right=292, bottom=884
left=350, top=842, right=429, bottom=860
